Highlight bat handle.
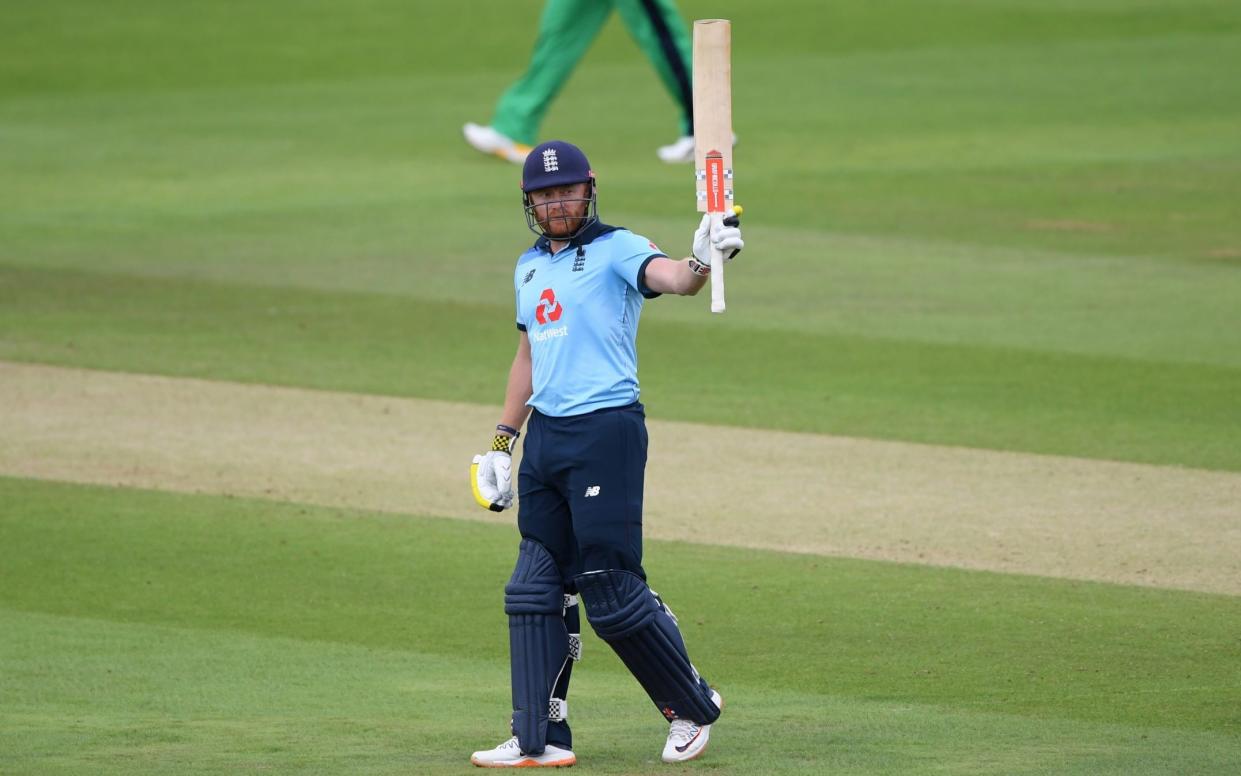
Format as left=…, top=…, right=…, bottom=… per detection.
left=709, top=212, right=726, bottom=314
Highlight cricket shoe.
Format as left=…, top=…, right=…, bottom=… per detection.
left=470, top=736, right=576, bottom=768
left=656, top=135, right=695, bottom=163
left=656, top=134, right=737, bottom=164
left=463, top=123, right=533, bottom=164
left=660, top=690, right=724, bottom=763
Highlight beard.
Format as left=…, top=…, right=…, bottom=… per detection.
left=539, top=204, right=589, bottom=236
left=542, top=214, right=585, bottom=235
left=523, top=189, right=595, bottom=241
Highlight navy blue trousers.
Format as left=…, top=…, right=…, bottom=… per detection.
left=511, top=401, right=726, bottom=750
left=517, top=401, right=649, bottom=584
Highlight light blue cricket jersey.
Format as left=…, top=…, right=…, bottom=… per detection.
left=514, top=221, right=664, bottom=417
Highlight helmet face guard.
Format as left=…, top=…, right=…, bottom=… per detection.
left=520, top=140, right=599, bottom=242
left=523, top=182, right=598, bottom=241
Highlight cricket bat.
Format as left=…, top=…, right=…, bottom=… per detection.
left=693, top=18, right=734, bottom=314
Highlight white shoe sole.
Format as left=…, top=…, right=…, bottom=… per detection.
left=463, top=123, right=532, bottom=164
left=470, top=741, right=576, bottom=768
left=470, top=753, right=576, bottom=768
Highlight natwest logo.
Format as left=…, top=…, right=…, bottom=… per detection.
left=535, top=288, right=563, bottom=325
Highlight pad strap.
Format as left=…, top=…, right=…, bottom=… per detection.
left=564, top=593, right=582, bottom=662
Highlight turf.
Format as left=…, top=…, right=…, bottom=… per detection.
left=2, top=478, right=1239, bottom=775
left=3, top=1, right=1241, bottom=471
left=4, top=264, right=1239, bottom=470
left=2, top=0, right=1240, bottom=772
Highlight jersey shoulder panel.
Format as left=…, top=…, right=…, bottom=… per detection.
left=598, top=228, right=667, bottom=258
left=599, top=228, right=665, bottom=298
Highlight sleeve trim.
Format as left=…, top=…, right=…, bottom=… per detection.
left=637, top=254, right=665, bottom=299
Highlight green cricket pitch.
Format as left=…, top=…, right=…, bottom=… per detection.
left=2, top=0, right=1239, bottom=773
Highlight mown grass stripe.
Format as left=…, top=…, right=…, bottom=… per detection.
left=3, top=265, right=1239, bottom=471
left=4, top=607, right=1240, bottom=775
left=2, top=477, right=1237, bottom=738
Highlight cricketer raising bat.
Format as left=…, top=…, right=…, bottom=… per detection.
left=693, top=18, right=736, bottom=314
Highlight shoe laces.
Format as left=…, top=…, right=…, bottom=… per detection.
left=668, top=718, right=701, bottom=744
left=499, top=736, right=521, bottom=752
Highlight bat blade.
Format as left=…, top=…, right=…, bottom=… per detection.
left=693, top=19, right=733, bottom=314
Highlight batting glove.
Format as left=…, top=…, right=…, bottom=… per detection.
left=471, top=434, right=515, bottom=512
left=691, top=209, right=744, bottom=267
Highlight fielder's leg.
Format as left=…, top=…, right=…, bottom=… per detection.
left=490, top=0, right=612, bottom=145
left=614, top=0, right=694, bottom=136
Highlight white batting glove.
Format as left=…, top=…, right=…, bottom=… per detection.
left=471, top=441, right=513, bottom=512
left=691, top=210, right=745, bottom=266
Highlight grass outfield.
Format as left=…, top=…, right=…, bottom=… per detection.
left=2, top=0, right=1240, bottom=772
left=2, top=478, right=1239, bottom=775
left=4, top=265, right=1239, bottom=470
left=3, top=1, right=1241, bottom=469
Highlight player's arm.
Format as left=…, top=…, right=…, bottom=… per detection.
left=471, top=333, right=532, bottom=512
left=500, top=332, right=533, bottom=434
left=642, top=255, right=709, bottom=296
left=641, top=211, right=744, bottom=297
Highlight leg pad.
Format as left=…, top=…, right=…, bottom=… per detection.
left=575, top=569, right=720, bottom=724
left=505, top=539, right=571, bottom=754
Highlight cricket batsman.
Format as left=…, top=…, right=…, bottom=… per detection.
left=468, top=140, right=744, bottom=767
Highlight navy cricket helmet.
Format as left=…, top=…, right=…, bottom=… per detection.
left=521, top=140, right=598, bottom=240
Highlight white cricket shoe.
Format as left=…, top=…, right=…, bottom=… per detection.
left=656, top=134, right=738, bottom=164
left=463, top=123, right=533, bottom=164
left=470, top=736, right=576, bottom=768
left=656, top=135, right=696, bottom=163
left=660, top=690, right=723, bottom=763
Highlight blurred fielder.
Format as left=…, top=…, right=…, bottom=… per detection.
left=469, top=140, right=743, bottom=767
left=463, top=0, right=699, bottom=164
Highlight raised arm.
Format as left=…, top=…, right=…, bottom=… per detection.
left=641, top=213, right=744, bottom=296
left=641, top=255, right=711, bottom=296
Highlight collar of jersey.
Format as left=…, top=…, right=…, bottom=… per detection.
left=533, top=220, right=622, bottom=255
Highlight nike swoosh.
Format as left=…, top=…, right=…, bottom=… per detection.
left=675, top=729, right=703, bottom=753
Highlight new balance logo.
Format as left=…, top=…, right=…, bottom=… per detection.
left=543, top=148, right=559, bottom=172
left=584, top=485, right=601, bottom=497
